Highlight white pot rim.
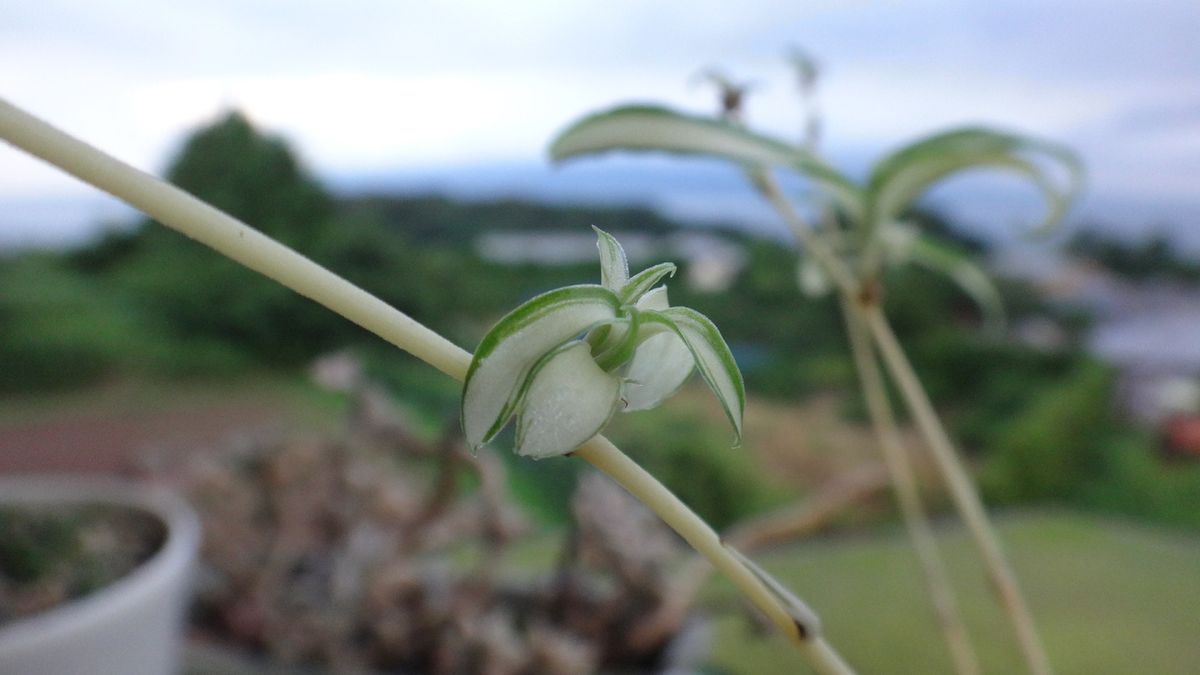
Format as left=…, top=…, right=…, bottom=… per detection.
left=0, top=474, right=200, bottom=649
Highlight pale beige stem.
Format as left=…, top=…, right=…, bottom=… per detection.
left=0, top=97, right=856, bottom=675
left=843, top=298, right=981, bottom=675
left=627, top=463, right=888, bottom=652
left=753, top=171, right=859, bottom=295
left=575, top=438, right=854, bottom=675
left=863, top=303, right=1053, bottom=675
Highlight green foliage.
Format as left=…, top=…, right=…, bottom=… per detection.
left=339, top=195, right=683, bottom=243
left=708, top=514, right=1200, bottom=674
left=69, top=111, right=345, bottom=366
left=0, top=507, right=79, bottom=583
left=671, top=240, right=850, bottom=398
left=981, top=363, right=1115, bottom=502
left=607, top=405, right=787, bottom=529
left=165, top=111, right=333, bottom=249
left=0, top=256, right=151, bottom=392
left=498, top=442, right=582, bottom=526
left=1074, top=434, right=1200, bottom=531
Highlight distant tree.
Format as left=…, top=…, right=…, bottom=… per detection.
left=163, top=111, right=332, bottom=250
left=79, top=111, right=343, bottom=364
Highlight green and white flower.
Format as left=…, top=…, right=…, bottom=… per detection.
left=461, top=227, right=744, bottom=459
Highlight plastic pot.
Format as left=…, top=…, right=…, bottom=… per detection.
left=0, top=475, right=200, bottom=675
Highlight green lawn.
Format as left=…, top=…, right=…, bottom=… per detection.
left=705, top=512, right=1200, bottom=674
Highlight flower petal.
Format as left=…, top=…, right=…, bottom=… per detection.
left=462, top=285, right=620, bottom=449
left=636, top=285, right=669, bottom=311
left=622, top=331, right=694, bottom=411
left=641, top=307, right=745, bottom=443
left=516, top=341, right=622, bottom=459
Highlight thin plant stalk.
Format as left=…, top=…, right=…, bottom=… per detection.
left=756, top=167, right=980, bottom=672
left=753, top=171, right=858, bottom=294
left=863, top=302, right=1053, bottom=675
left=576, top=436, right=851, bottom=674
left=842, top=299, right=981, bottom=675
left=0, top=97, right=855, bottom=675
left=751, top=159, right=1050, bottom=675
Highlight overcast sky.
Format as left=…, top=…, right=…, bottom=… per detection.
left=2, top=0, right=1198, bottom=235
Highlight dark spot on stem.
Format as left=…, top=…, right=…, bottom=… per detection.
left=857, top=278, right=882, bottom=307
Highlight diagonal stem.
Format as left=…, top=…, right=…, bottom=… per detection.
left=842, top=297, right=981, bottom=675
left=863, top=302, right=1053, bottom=675
left=0, top=97, right=856, bottom=675
left=752, top=170, right=859, bottom=295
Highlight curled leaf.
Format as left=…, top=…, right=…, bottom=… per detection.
left=642, top=307, right=745, bottom=443
left=550, top=105, right=862, bottom=219
left=462, top=285, right=620, bottom=449
left=620, top=262, right=676, bottom=305
left=867, top=127, right=1083, bottom=235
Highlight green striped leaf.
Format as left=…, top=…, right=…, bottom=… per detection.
left=515, top=341, right=622, bottom=459
left=867, top=127, right=1083, bottom=234
left=620, top=262, right=676, bottom=305
left=462, top=285, right=620, bottom=449
left=642, top=306, right=745, bottom=443
left=550, top=105, right=862, bottom=219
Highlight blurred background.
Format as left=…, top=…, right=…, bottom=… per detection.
left=1, top=1, right=1199, bottom=673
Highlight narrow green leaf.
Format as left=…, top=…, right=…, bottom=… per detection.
left=908, top=233, right=1006, bottom=335
left=867, top=127, right=1083, bottom=234
left=515, top=341, right=622, bottom=459
left=620, top=262, right=676, bottom=305
left=593, top=226, right=629, bottom=291
left=550, top=105, right=862, bottom=218
left=642, top=307, right=745, bottom=442
left=462, top=285, right=620, bottom=449
left=622, top=331, right=694, bottom=411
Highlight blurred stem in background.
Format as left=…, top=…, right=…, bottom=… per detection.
left=841, top=295, right=982, bottom=675
left=755, top=168, right=1050, bottom=675
left=755, top=170, right=982, bottom=674
left=863, top=301, right=1054, bottom=675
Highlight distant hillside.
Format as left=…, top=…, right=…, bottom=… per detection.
left=336, top=194, right=747, bottom=244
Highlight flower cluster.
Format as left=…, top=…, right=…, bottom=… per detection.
left=461, top=228, right=743, bottom=459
